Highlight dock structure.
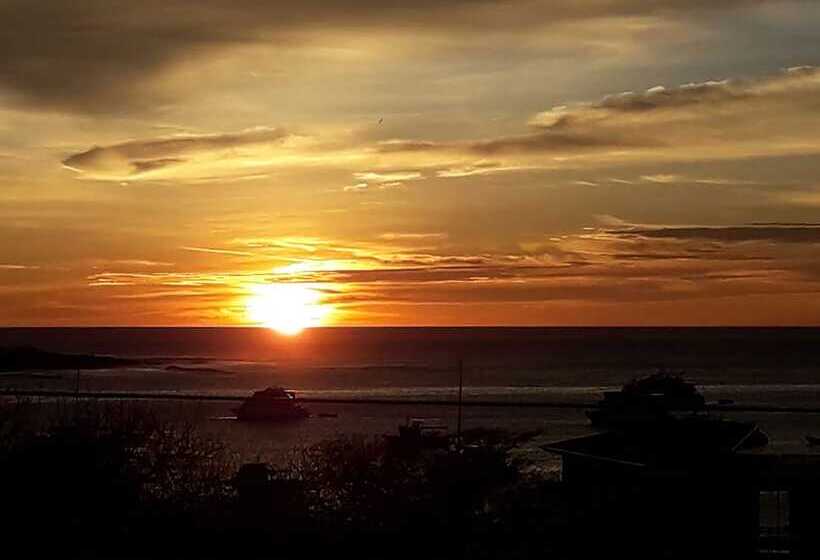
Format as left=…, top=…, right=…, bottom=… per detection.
left=2, top=389, right=820, bottom=413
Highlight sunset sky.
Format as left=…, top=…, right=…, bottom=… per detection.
left=2, top=0, right=820, bottom=327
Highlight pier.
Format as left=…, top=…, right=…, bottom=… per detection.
left=2, top=389, right=820, bottom=414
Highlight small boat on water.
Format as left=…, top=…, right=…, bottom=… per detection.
left=234, top=387, right=310, bottom=422
left=385, top=417, right=449, bottom=453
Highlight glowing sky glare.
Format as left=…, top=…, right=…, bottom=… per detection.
left=3, top=2, right=820, bottom=326
left=245, top=284, right=330, bottom=335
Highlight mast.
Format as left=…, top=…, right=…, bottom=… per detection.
left=457, top=359, right=463, bottom=446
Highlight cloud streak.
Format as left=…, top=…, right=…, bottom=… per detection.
left=180, top=246, right=257, bottom=257
left=382, top=66, right=820, bottom=165
left=63, top=128, right=292, bottom=180
left=61, top=66, right=820, bottom=184
left=607, top=224, right=820, bottom=244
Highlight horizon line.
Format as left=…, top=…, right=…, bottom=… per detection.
left=1, top=325, right=819, bottom=329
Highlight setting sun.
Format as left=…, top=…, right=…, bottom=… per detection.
left=245, top=284, right=330, bottom=335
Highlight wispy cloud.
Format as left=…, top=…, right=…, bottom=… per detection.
left=108, top=259, right=174, bottom=268
left=0, top=264, right=39, bottom=270
left=379, top=232, right=448, bottom=241
left=606, top=224, right=820, bottom=244
left=344, top=170, right=424, bottom=192
left=69, top=217, right=820, bottom=326
left=380, top=66, right=820, bottom=165
left=435, top=162, right=535, bottom=178
left=63, top=128, right=293, bottom=180
left=180, top=246, right=256, bottom=257
left=58, top=67, right=820, bottom=187
left=641, top=174, right=683, bottom=184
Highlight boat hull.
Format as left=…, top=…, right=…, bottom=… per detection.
left=235, top=387, right=310, bottom=422
left=236, top=407, right=309, bottom=422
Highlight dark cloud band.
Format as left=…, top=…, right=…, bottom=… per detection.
left=0, top=0, right=785, bottom=112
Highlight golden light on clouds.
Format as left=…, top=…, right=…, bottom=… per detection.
left=3, top=2, right=820, bottom=326
left=245, top=283, right=332, bottom=335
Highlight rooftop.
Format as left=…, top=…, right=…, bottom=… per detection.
left=543, top=418, right=767, bottom=468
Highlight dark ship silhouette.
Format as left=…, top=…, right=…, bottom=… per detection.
left=234, top=387, right=310, bottom=422
left=587, top=371, right=706, bottom=428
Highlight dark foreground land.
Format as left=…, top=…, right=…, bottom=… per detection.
left=0, top=345, right=138, bottom=371
left=0, top=398, right=573, bottom=560
left=3, top=395, right=812, bottom=559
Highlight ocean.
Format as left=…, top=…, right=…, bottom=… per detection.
left=1, top=327, right=819, bottom=467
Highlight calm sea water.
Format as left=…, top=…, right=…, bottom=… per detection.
left=1, top=327, right=818, bottom=465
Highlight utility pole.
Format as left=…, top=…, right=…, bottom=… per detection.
left=457, top=359, right=463, bottom=447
